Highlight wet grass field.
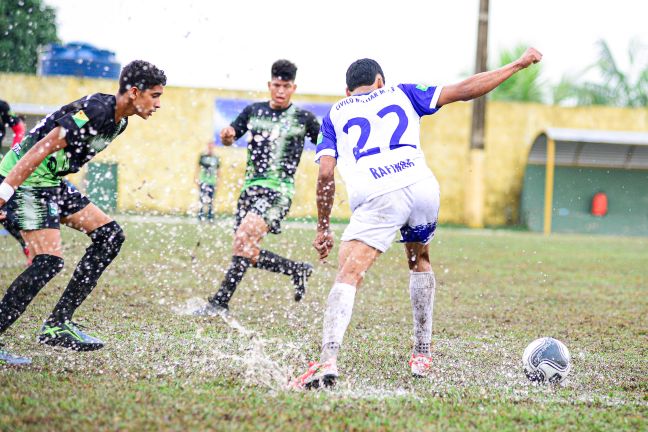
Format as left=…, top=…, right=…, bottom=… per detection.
left=1, top=218, right=646, bottom=431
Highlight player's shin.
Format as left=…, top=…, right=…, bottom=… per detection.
left=409, top=271, right=436, bottom=356
left=0, top=255, right=64, bottom=334
left=208, top=255, right=251, bottom=308
left=47, top=222, right=124, bottom=324
left=321, top=282, right=356, bottom=362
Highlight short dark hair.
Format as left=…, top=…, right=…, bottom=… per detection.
left=346, top=58, right=385, bottom=92
left=119, top=60, right=167, bottom=94
left=271, top=59, right=297, bottom=82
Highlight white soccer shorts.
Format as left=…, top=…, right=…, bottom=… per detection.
left=341, top=175, right=440, bottom=252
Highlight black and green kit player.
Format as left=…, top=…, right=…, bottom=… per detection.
left=0, top=99, right=29, bottom=262
left=0, top=60, right=166, bottom=365
left=197, top=148, right=220, bottom=221
left=198, top=59, right=320, bottom=315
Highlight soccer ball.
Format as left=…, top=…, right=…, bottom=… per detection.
left=522, top=337, right=571, bottom=384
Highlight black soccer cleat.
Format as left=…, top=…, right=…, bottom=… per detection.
left=191, top=300, right=229, bottom=317
left=38, top=321, right=104, bottom=352
left=292, top=262, right=313, bottom=302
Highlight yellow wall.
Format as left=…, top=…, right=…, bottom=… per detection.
left=2, top=73, right=647, bottom=225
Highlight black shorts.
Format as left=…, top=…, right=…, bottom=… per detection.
left=199, top=183, right=215, bottom=202
left=0, top=176, right=90, bottom=231
left=234, top=186, right=292, bottom=234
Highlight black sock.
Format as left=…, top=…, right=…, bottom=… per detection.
left=254, top=249, right=300, bottom=276
left=0, top=254, right=64, bottom=334
left=208, top=256, right=251, bottom=307
left=48, top=222, right=124, bottom=323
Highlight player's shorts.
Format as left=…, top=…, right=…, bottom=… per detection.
left=0, top=176, right=90, bottom=231
left=341, top=176, right=440, bottom=252
left=199, top=183, right=215, bottom=202
left=234, top=185, right=292, bottom=234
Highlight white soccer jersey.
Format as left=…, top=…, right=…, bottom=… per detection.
left=315, top=83, right=443, bottom=210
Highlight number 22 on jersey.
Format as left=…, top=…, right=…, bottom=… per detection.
left=344, top=104, right=416, bottom=162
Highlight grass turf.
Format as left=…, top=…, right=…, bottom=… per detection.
left=0, top=217, right=646, bottom=431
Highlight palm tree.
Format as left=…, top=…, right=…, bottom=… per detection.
left=490, top=44, right=545, bottom=103
left=553, top=39, right=648, bottom=107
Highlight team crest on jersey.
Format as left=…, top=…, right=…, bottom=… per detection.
left=72, top=110, right=90, bottom=128
left=48, top=202, right=59, bottom=216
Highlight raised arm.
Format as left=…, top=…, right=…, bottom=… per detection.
left=0, top=126, right=68, bottom=206
left=313, top=155, right=336, bottom=261
left=437, top=47, right=542, bottom=107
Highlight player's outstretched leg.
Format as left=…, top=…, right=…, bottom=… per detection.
left=408, top=271, right=436, bottom=377
left=0, top=254, right=65, bottom=365
left=293, top=282, right=356, bottom=389
left=39, top=222, right=124, bottom=351
left=195, top=255, right=252, bottom=316
left=254, top=249, right=313, bottom=301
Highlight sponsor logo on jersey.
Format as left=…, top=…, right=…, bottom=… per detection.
left=89, top=137, right=110, bottom=152
left=72, top=110, right=90, bottom=128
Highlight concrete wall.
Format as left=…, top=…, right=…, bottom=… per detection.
left=2, top=72, right=647, bottom=225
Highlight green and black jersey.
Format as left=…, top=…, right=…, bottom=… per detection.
left=0, top=93, right=127, bottom=187
left=198, top=154, right=220, bottom=186
left=230, top=102, right=320, bottom=198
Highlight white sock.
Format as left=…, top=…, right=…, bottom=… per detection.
left=321, top=282, right=356, bottom=362
left=409, top=271, right=436, bottom=356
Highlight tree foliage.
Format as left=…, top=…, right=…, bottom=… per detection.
left=0, top=0, right=59, bottom=74
left=553, top=39, right=648, bottom=107
left=490, top=44, right=545, bottom=103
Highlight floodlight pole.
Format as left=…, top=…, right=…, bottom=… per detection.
left=465, top=0, right=489, bottom=228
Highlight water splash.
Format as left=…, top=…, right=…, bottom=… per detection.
left=173, top=297, right=298, bottom=391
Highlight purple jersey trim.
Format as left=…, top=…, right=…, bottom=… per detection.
left=315, top=112, right=337, bottom=160
left=397, top=84, right=442, bottom=117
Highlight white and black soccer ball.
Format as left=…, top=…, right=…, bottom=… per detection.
left=522, top=337, right=571, bottom=384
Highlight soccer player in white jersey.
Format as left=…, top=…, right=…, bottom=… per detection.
left=293, top=47, right=542, bottom=389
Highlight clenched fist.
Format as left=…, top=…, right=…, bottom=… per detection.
left=518, top=47, right=543, bottom=68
